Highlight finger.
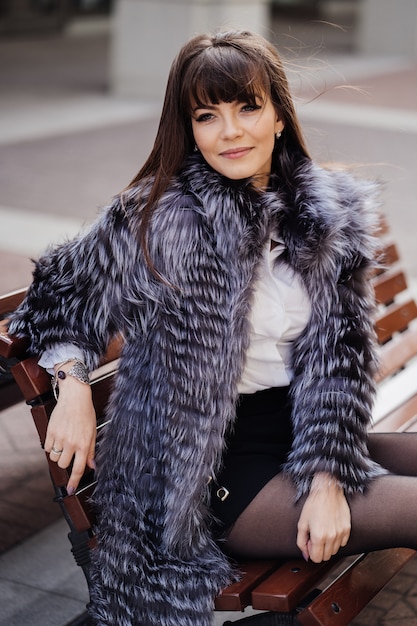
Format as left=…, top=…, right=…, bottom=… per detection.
left=324, top=534, right=347, bottom=561
left=297, top=538, right=310, bottom=562
left=66, top=451, right=89, bottom=495
left=44, top=432, right=57, bottom=454
left=309, top=536, right=336, bottom=563
left=49, top=445, right=64, bottom=462
left=87, top=435, right=97, bottom=469
left=87, top=457, right=97, bottom=471
left=342, top=524, right=351, bottom=547
left=296, top=529, right=310, bottom=561
left=307, top=539, right=323, bottom=563
left=55, top=448, right=75, bottom=471
left=324, top=537, right=342, bottom=561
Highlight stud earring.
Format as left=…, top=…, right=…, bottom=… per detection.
left=276, top=130, right=282, bottom=140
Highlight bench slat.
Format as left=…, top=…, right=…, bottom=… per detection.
left=371, top=393, right=417, bottom=433
left=375, top=299, right=417, bottom=343
left=11, top=357, right=50, bottom=401
left=251, top=559, right=337, bottom=613
left=373, top=356, right=417, bottom=424
left=0, top=319, right=28, bottom=359
left=375, top=326, right=417, bottom=382
left=0, top=288, right=26, bottom=318
left=373, top=269, right=407, bottom=305
left=63, top=493, right=96, bottom=534
left=379, top=242, right=400, bottom=268
left=297, top=548, right=416, bottom=626
left=214, top=560, right=281, bottom=611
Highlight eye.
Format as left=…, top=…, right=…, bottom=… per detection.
left=194, top=112, right=214, bottom=123
left=241, top=103, right=262, bottom=113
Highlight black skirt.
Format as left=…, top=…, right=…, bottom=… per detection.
left=210, top=386, right=293, bottom=536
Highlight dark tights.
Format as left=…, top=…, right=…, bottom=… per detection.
left=224, top=432, right=417, bottom=559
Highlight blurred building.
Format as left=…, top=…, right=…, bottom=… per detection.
left=0, top=0, right=112, bottom=35
left=1, top=0, right=416, bottom=99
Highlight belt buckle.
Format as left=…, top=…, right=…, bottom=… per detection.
left=216, top=486, right=230, bottom=502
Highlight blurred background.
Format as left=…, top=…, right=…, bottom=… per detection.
left=0, top=2, right=417, bottom=625
left=0, top=0, right=416, bottom=290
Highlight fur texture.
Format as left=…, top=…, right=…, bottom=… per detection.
left=9, top=153, right=386, bottom=625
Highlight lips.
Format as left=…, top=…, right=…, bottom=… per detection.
left=220, top=147, right=252, bottom=159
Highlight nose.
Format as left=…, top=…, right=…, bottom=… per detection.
left=221, top=113, right=243, bottom=140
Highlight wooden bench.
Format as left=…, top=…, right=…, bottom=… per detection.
left=0, top=288, right=27, bottom=411
left=1, top=219, right=417, bottom=626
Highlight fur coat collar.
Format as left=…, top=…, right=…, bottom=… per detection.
left=9, top=153, right=386, bottom=626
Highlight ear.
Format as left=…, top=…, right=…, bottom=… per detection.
left=275, top=118, right=285, bottom=134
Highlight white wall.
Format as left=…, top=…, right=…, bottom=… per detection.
left=356, top=0, right=417, bottom=57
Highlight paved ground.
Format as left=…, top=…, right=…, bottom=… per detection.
left=1, top=11, right=417, bottom=626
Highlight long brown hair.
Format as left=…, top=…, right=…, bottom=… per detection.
left=127, top=30, right=311, bottom=271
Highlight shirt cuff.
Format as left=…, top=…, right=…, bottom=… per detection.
left=38, top=344, right=86, bottom=375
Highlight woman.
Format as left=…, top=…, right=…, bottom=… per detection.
left=8, top=30, right=417, bottom=626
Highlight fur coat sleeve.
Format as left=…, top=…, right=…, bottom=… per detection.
left=7, top=197, right=157, bottom=370
left=278, top=161, right=386, bottom=496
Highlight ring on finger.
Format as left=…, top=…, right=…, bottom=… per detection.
left=51, top=446, right=63, bottom=455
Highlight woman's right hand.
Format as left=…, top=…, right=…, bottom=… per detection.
left=44, top=374, right=97, bottom=495
left=297, top=472, right=351, bottom=563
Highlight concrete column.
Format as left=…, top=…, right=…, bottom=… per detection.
left=110, top=0, right=270, bottom=100
left=356, top=0, right=417, bottom=57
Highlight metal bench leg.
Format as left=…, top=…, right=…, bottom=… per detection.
left=223, top=611, right=301, bottom=626
left=68, top=528, right=93, bottom=585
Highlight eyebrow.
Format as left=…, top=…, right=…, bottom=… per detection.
left=192, top=104, right=216, bottom=112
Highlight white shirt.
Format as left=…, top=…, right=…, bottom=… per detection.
left=238, top=236, right=311, bottom=393
left=39, top=236, right=311, bottom=391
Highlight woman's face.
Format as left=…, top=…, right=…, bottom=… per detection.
left=191, top=92, right=283, bottom=188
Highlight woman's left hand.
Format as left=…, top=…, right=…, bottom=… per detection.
left=296, top=472, right=351, bottom=563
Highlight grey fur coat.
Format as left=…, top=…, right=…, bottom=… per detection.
left=9, top=153, right=386, bottom=626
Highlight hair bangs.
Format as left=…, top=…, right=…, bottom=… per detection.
left=184, top=46, right=271, bottom=112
